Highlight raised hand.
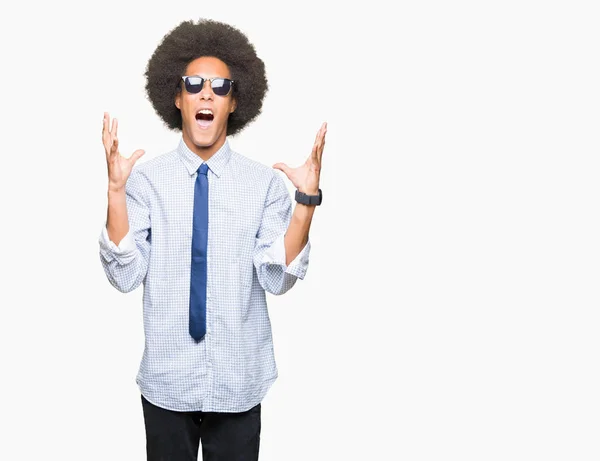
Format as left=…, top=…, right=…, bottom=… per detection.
left=273, top=122, right=327, bottom=195
left=103, top=112, right=145, bottom=192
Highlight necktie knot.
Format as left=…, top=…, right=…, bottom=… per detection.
left=198, top=163, right=209, bottom=175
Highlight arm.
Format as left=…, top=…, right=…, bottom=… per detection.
left=253, top=121, right=327, bottom=294
left=99, top=169, right=151, bottom=293
left=283, top=203, right=315, bottom=266
left=253, top=175, right=311, bottom=295
left=274, top=122, right=327, bottom=265
left=98, top=112, right=148, bottom=293
left=106, top=188, right=129, bottom=246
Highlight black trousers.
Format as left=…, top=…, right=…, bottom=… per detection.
left=141, top=395, right=261, bottom=461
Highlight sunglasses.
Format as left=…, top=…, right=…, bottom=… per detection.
left=181, top=76, right=234, bottom=96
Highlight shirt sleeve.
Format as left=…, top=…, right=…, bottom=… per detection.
left=98, top=168, right=151, bottom=293
left=99, top=226, right=136, bottom=256
left=253, top=172, right=311, bottom=295
left=261, top=233, right=311, bottom=278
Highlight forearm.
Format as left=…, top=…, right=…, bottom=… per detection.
left=284, top=203, right=315, bottom=265
left=106, top=188, right=130, bottom=247
left=99, top=179, right=151, bottom=293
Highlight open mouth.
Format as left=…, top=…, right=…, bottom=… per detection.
left=195, top=109, right=214, bottom=128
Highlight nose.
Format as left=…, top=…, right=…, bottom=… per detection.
left=199, top=80, right=214, bottom=100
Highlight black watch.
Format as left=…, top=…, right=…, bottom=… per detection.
left=295, top=189, right=323, bottom=206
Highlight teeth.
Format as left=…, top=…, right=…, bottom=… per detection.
left=198, top=109, right=213, bottom=115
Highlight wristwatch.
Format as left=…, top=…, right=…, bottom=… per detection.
left=295, top=189, right=323, bottom=206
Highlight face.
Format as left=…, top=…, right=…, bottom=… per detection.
left=175, top=56, right=237, bottom=159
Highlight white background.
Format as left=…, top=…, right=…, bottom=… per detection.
left=1, top=0, right=599, bottom=459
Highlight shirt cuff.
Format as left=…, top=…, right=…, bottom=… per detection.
left=98, top=226, right=136, bottom=263
left=262, top=234, right=311, bottom=279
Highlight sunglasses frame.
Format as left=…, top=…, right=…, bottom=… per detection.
left=180, top=76, right=235, bottom=96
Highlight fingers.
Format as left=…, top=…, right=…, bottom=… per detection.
left=111, top=136, right=119, bottom=156
left=311, top=127, right=321, bottom=162
left=311, top=142, right=319, bottom=164
left=314, top=126, right=321, bottom=144
left=317, top=122, right=327, bottom=162
left=319, top=122, right=327, bottom=144
left=111, top=117, right=118, bottom=139
left=129, top=149, right=146, bottom=165
left=311, top=122, right=327, bottom=164
left=314, top=122, right=327, bottom=142
left=103, top=112, right=113, bottom=139
left=103, top=113, right=116, bottom=157
left=273, top=162, right=292, bottom=178
left=102, top=113, right=110, bottom=150
left=103, top=113, right=120, bottom=158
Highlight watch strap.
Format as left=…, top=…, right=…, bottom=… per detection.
left=295, top=189, right=323, bottom=206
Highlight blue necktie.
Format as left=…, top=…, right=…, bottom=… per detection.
left=189, top=163, right=209, bottom=341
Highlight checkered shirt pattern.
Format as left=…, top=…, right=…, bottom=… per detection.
left=99, top=138, right=310, bottom=412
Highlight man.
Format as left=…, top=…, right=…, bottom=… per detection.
left=98, top=18, right=326, bottom=460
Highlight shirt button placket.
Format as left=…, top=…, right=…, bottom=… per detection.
left=205, top=266, right=212, bottom=409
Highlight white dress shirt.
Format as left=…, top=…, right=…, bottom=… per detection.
left=99, top=138, right=310, bottom=412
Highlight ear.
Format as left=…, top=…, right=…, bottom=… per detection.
left=175, top=90, right=181, bottom=110
left=230, top=97, right=237, bottom=113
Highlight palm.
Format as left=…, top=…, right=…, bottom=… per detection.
left=274, top=122, right=327, bottom=195
left=282, top=159, right=320, bottom=192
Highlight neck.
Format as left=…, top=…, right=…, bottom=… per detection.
left=182, top=134, right=226, bottom=162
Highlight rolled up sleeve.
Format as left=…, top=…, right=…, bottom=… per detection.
left=98, top=169, right=151, bottom=293
left=253, top=173, right=311, bottom=295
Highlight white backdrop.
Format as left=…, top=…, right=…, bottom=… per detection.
left=1, top=1, right=599, bottom=460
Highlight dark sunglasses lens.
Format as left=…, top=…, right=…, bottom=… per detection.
left=211, top=78, right=232, bottom=96
left=184, top=76, right=204, bottom=93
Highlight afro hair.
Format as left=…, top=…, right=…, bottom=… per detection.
left=145, top=19, right=268, bottom=136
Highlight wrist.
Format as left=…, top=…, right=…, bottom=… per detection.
left=108, top=186, right=126, bottom=196
left=295, top=188, right=322, bottom=206
left=298, top=187, right=319, bottom=195
left=108, top=179, right=126, bottom=193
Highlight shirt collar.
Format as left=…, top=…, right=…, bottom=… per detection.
left=177, top=138, right=232, bottom=178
